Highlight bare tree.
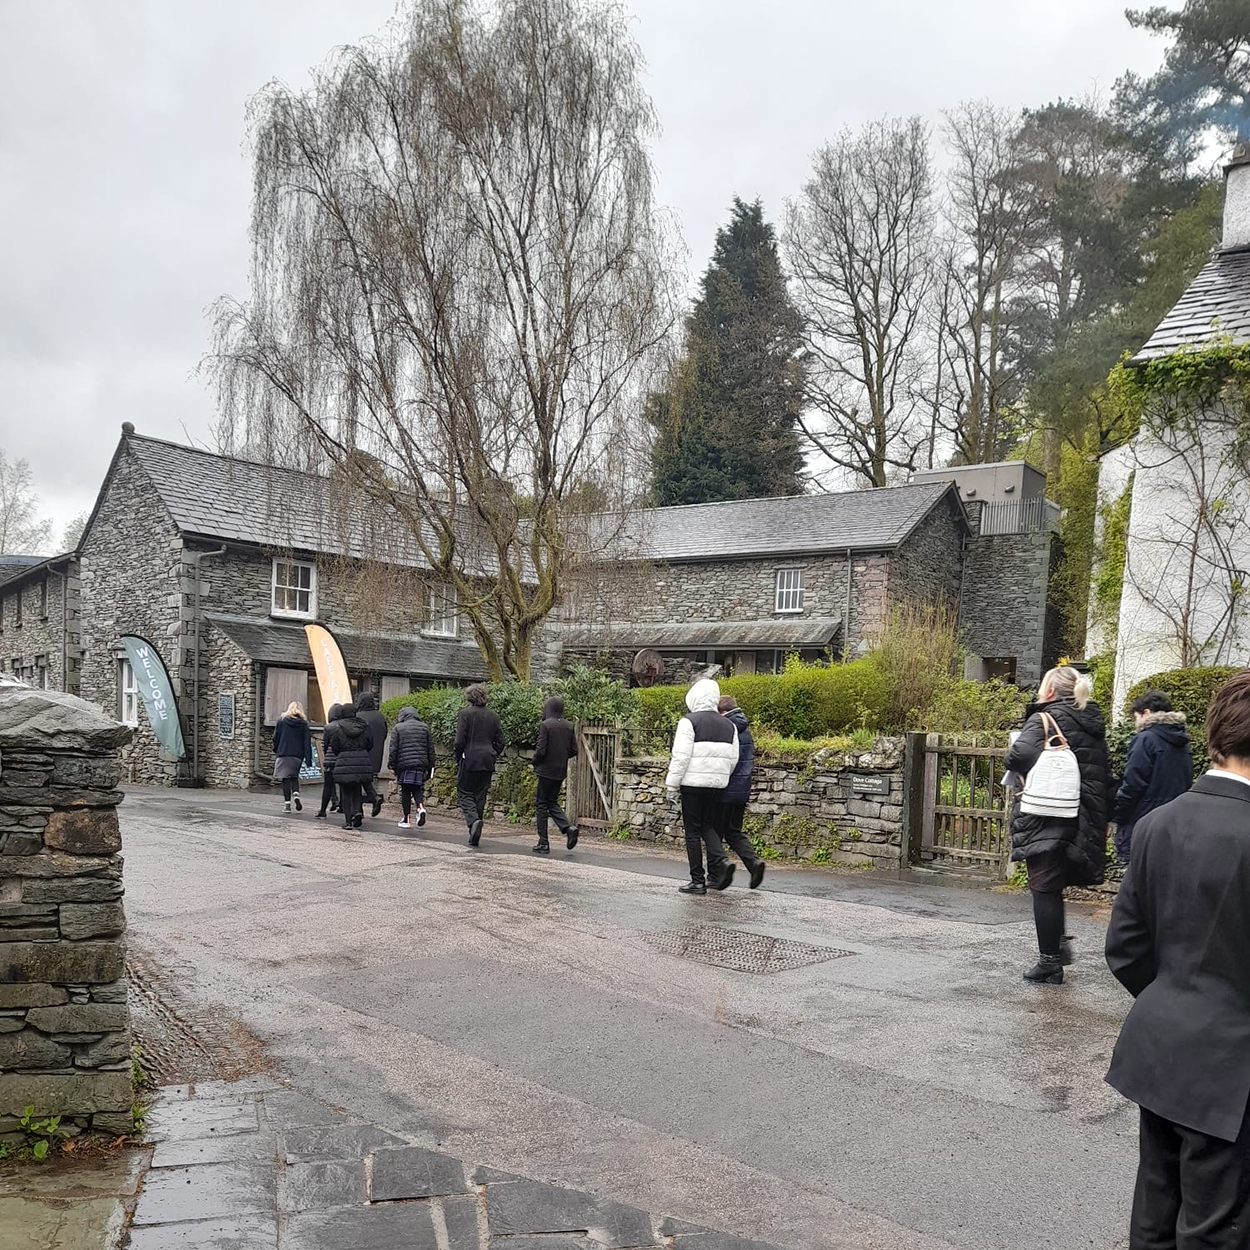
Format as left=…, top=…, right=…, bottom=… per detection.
left=0, top=450, right=53, bottom=555
left=785, top=117, right=935, bottom=488
left=939, top=101, right=1033, bottom=465
left=211, top=0, right=676, bottom=679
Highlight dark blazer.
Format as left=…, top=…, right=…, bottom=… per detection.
left=533, top=705, right=576, bottom=782
left=1105, top=774, right=1250, bottom=1141
left=719, top=708, right=755, bottom=804
left=454, top=704, right=505, bottom=772
left=1114, top=711, right=1193, bottom=839
left=272, top=715, right=312, bottom=763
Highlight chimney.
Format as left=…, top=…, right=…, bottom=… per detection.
left=1222, top=142, right=1250, bottom=251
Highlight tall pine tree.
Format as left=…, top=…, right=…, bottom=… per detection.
left=648, top=199, right=806, bottom=504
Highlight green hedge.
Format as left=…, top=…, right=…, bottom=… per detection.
left=1124, top=665, right=1242, bottom=776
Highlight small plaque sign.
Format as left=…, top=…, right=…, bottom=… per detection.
left=846, top=773, right=890, bottom=796
left=218, top=693, right=235, bottom=740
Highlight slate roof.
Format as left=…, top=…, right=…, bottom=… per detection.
left=563, top=617, right=842, bottom=651
left=205, top=613, right=486, bottom=682
left=0, top=552, right=74, bottom=590
left=595, top=482, right=960, bottom=562
left=1131, top=249, right=1250, bottom=363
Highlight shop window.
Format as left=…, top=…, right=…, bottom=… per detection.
left=119, top=658, right=140, bottom=727
left=774, top=568, right=805, bottom=614
left=271, top=558, right=316, bottom=619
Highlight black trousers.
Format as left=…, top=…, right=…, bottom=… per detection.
left=400, top=782, right=425, bottom=819
left=318, top=768, right=338, bottom=815
left=280, top=777, right=301, bottom=801
left=457, top=766, right=492, bottom=830
left=715, top=801, right=762, bottom=870
left=681, top=787, right=728, bottom=886
left=1132, top=1104, right=1250, bottom=1248
left=535, top=776, right=570, bottom=839
left=338, top=782, right=362, bottom=827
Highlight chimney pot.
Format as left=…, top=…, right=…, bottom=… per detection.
left=1222, top=146, right=1250, bottom=251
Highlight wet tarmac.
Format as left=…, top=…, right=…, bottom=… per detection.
left=120, top=786, right=1136, bottom=1250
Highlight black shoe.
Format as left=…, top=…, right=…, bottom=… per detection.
left=712, top=864, right=736, bottom=891
left=565, top=826, right=579, bottom=851
left=353, top=813, right=363, bottom=829
left=748, top=861, right=766, bottom=890
left=469, top=819, right=483, bottom=847
left=315, top=810, right=326, bottom=819
left=532, top=841, right=550, bottom=855
left=1059, top=938, right=1075, bottom=967
left=371, top=798, right=384, bottom=818
left=1023, top=957, right=1064, bottom=985
left=342, top=821, right=354, bottom=831
left=330, top=803, right=339, bottom=813
left=679, top=881, right=707, bottom=895
left=294, top=794, right=303, bottom=812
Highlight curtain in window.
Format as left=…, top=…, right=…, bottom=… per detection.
left=264, top=667, right=309, bottom=724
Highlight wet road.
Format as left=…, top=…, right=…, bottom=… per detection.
left=120, top=787, right=1137, bottom=1250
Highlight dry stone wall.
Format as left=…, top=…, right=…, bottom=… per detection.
left=0, top=686, right=134, bottom=1139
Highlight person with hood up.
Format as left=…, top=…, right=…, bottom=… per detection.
left=355, top=691, right=387, bottom=819
left=315, top=703, right=343, bottom=819
left=1113, top=689, right=1193, bottom=863
left=324, top=701, right=374, bottom=832
left=272, top=701, right=313, bottom=813
left=454, top=684, right=505, bottom=847
left=715, top=695, right=766, bottom=889
left=1005, top=665, right=1110, bottom=985
left=531, top=696, right=578, bottom=855
left=388, top=705, right=435, bottom=830
left=665, top=677, right=739, bottom=895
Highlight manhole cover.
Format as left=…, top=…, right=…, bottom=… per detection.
left=640, top=925, right=854, bottom=974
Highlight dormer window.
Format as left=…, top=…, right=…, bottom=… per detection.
left=271, top=558, right=317, bottom=619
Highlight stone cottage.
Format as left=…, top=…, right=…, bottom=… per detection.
left=74, top=427, right=489, bottom=788
left=1102, top=144, right=1250, bottom=709
left=0, top=553, right=81, bottom=694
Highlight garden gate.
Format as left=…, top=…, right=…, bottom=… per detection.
left=571, top=721, right=619, bottom=829
left=911, top=734, right=1013, bottom=871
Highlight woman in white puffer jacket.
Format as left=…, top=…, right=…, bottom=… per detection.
left=666, top=678, right=739, bottom=894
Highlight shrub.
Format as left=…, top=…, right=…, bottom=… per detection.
left=382, top=685, right=464, bottom=744
left=1124, top=665, right=1242, bottom=776
left=917, top=678, right=1026, bottom=734
left=869, top=603, right=964, bottom=730
left=556, top=664, right=637, bottom=725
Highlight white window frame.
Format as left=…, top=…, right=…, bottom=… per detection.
left=424, top=582, right=459, bottom=639
left=774, top=567, right=805, bottom=614
left=271, top=558, right=317, bottom=620
left=119, top=657, right=140, bottom=727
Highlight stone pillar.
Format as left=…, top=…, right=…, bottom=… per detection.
left=0, top=686, right=134, bottom=1139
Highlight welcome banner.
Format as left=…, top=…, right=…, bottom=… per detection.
left=119, top=634, right=187, bottom=759
left=304, top=623, right=353, bottom=712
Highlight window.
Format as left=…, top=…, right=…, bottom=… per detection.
left=119, top=658, right=140, bottom=727
left=39, top=578, right=47, bottom=619
left=425, top=583, right=458, bottom=638
left=14, top=588, right=22, bottom=628
left=774, top=568, right=805, bottom=614
left=271, top=559, right=316, bottom=619
left=380, top=675, right=411, bottom=703
left=263, top=666, right=309, bottom=725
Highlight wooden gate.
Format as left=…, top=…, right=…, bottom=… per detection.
left=571, top=721, right=619, bottom=829
left=917, top=734, right=1013, bottom=870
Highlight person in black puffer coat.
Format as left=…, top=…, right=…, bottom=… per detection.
left=355, top=692, right=387, bottom=819
left=324, top=702, right=374, bottom=832
left=714, top=697, right=766, bottom=889
left=388, top=706, right=435, bottom=829
left=316, top=704, right=343, bottom=819
left=1005, top=665, right=1110, bottom=985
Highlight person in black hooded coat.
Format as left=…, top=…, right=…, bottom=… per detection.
left=325, top=702, right=374, bottom=831
left=355, top=692, right=387, bottom=819
left=1005, top=665, right=1109, bottom=985
left=315, top=704, right=344, bottom=818
left=1113, top=689, right=1193, bottom=863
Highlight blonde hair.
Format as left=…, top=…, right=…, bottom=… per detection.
left=1039, top=666, right=1091, bottom=709
left=284, top=701, right=306, bottom=720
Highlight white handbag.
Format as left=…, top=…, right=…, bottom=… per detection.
left=1020, top=711, right=1082, bottom=818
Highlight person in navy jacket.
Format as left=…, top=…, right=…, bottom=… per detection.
left=1113, top=689, right=1193, bottom=863
left=714, top=696, right=766, bottom=889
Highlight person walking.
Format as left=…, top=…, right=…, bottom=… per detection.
left=1005, top=665, right=1109, bottom=985
left=355, top=691, right=387, bottom=819
left=1105, top=669, right=1250, bottom=1247
left=531, top=696, right=578, bottom=855
left=665, top=677, right=739, bottom=895
left=324, top=701, right=374, bottom=832
left=388, top=705, right=435, bottom=830
left=715, top=695, right=766, bottom=889
left=315, top=703, right=343, bottom=819
left=1113, top=689, right=1193, bottom=864
left=454, top=684, right=504, bottom=847
left=272, top=701, right=312, bottom=813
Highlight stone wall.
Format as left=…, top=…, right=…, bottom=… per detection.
left=0, top=686, right=134, bottom=1139
left=79, top=446, right=185, bottom=785
left=195, top=622, right=258, bottom=790
left=612, top=739, right=906, bottom=867
left=0, top=566, right=82, bottom=695
left=959, top=531, right=1057, bottom=689
left=889, top=493, right=965, bottom=619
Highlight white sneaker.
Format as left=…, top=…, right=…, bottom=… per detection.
left=397, top=818, right=411, bottom=829
left=293, top=794, right=302, bottom=812
left=417, top=806, right=427, bottom=828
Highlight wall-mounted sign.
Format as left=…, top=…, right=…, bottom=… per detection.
left=218, top=693, right=235, bottom=740
left=845, top=773, right=891, bottom=796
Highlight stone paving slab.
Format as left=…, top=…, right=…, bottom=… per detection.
left=369, top=1144, right=467, bottom=1200
left=0, top=1193, right=126, bottom=1250
left=282, top=1201, right=440, bottom=1249
left=132, top=1159, right=277, bottom=1225
left=125, top=1212, right=279, bottom=1249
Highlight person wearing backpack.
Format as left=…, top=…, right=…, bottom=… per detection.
left=1005, top=665, right=1110, bottom=985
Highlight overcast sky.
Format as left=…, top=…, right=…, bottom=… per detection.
left=0, top=0, right=1168, bottom=540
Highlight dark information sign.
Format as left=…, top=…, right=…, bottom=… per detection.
left=846, top=773, right=891, bottom=796
left=218, top=693, right=235, bottom=740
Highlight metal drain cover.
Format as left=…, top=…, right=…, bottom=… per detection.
left=640, top=924, right=854, bottom=974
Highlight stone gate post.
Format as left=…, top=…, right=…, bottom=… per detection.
left=0, top=686, right=135, bottom=1138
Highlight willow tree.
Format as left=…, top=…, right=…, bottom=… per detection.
left=212, top=0, right=674, bottom=679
